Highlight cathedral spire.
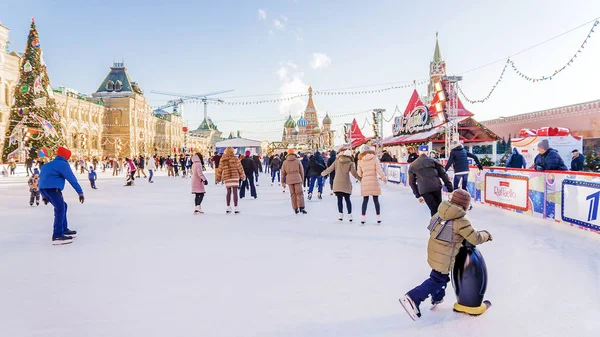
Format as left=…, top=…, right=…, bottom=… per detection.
left=433, top=32, right=442, bottom=63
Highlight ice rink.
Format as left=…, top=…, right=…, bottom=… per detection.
left=1, top=169, right=599, bottom=337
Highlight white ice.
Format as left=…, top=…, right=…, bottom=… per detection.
left=1, top=167, right=599, bottom=337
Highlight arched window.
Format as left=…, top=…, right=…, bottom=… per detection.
left=106, top=80, right=114, bottom=92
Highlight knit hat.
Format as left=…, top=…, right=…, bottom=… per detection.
left=449, top=189, right=471, bottom=210
left=245, top=150, right=251, bottom=157
left=537, top=139, right=550, bottom=151
left=572, top=149, right=579, bottom=153
left=418, top=145, right=429, bottom=152
left=342, top=149, right=352, bottom=157
left=287, top=148, right=295, bottom=155
left=56, top=146, right=72, bottom=160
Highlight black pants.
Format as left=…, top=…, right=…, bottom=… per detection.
left=329, top=172, right=336, bottom=191
left=335, top=192, right=352, bottom=213
left=303, top=173, right=310, bottom=188
left=194, top=192, right=205, bottom=206
left=240, top=177, right=257, bottom=198
left=362, top=196, right=380, bottom=215
left=29, top=190, right=40, bottom=204
left=89, top=178, right=96, bottom=189
left=422, top=190, right=443, bottom=216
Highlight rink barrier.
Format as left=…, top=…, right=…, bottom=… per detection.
left=380, top=162, right=600, bottom=234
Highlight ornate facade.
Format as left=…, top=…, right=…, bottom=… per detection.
left=280, top=87, right=334, bottom=150
left=0, top=23, right=22, bottom=156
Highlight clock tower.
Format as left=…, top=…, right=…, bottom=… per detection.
left=427, top=33, right=446, bottom=105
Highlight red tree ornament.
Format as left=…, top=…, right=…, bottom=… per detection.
left=182, top=126, right=189, bottom=133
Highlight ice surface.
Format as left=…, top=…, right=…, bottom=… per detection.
left=1, top=168, right=599, bottom=337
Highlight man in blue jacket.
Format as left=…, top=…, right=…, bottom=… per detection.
left=505, top=147, right=526, bottom=169
left=533, top=139, right=568, bottom=171
left=570, top=149, right=584, bottom=171
left=444, top=141, right=483, bottom=190
left=39, top=146, right=85, bottom=245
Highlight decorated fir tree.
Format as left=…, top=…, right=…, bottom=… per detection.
left=1, top=18, right=63, bottom=163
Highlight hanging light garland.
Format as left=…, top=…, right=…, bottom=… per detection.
left=458, top=19, right=598, bottom=104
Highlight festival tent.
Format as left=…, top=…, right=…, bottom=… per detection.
left=346, top=118, right=373, bottom=149
left=215, top=137, right=263, bottom=155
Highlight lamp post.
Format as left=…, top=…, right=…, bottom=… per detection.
left=442, top=75, right=463, bottom=159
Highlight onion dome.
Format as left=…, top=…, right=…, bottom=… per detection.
left=322, top=113, right=332, bottom=125
left=284, top=114, right=296, bottom=128
left=297, top=114, right=308, bottom=128
left=292, top=129, right=299, bottom=135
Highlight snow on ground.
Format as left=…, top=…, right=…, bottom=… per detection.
left=1, top=168, right=599, bottom=337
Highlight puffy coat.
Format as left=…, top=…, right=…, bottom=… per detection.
left=190, top=154, right=207, bottom=193
left=241, top=156, right=257, bottom=177
left=534, top=148, right=568, bottom=171
left=571, top=154, right=584, bottom=171
left=147, top=158, right=157, bottom=170
left=505, top=147, right=526, bottom=169
left=301, top=155, right=309, bottom=170
left=380, top=152, right=393, bottom=162
left=281, top=154, right=304, bottom=185
left=215, top=149, right=246, bottom=187
left=39, top=156, right=83, bottom=194
left=357, top=150, right=386, bottom=196
left=307, top=152, right=327, bottom=177
left=252, top=156, right=262, bottom=172
left=408, top=154, right=453, bottom=198
left=444, top=145, right=482, bottom=174
left=270, top=156, right=282, bottom=170
left=427, top=201, right=491, bottom=273
left=321, top=154, right=360, bottom=194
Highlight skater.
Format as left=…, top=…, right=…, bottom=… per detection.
left=357, top=145, right=386, bottom=225
left=240, top=151, right=258, bottom=199
left=301, top=153, right=310, bottom=189
left=180, top=155, right=187, bottom=178
left=263, top=155, right=270, bottom=174
left=281, top=148, right=307, bottom=214
left=445, top=141, right=483, bottom=190
left=147, top=155, right=156, bottom=183
left=28, top=168, right=41, bottom=206
left=88, top=166, right=97, bottom=189
left=186, top=155, right=193, bottom=178
left=326, top=150, right=337, bottom=195
left=173, top=156, right=179, bottom=176
left=321, top=149, right=361, bottom=222
left=399, top=190, right=492, bottom=320
left=252, top=154, right=262, bottom=184
left=125, top=158, right=137, bottom=186
left=136, top=155, right=147, bottom=178
left=270, top=154, right=282, bottom=185
left=409, top=145, right=454, bottom=216
left=112, top=158, right=120, bottom=176
left=25, top=157, right=34, bottom=176
left=38, top=146, right=84, bottom=245
left=307, top=151, right=327, bottom=200
left=191, top=153, right=207, bottom=214
left=8, top=158, right=16, bottom=175
left=215, top=147, right=245, bottom=214
left=166, top=156, right=174, bottom=176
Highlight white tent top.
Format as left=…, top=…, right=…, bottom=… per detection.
left=215, top=137, right=262, bottom=148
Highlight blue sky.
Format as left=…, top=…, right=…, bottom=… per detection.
left=1, top=0, right=599, bottom=142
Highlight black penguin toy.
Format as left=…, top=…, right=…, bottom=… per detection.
left=452, top=240, right=492, bottom=315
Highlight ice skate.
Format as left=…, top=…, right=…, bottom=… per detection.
left=399, top=294, right=421, bottom=321
left=63, top=230, right=77, bottom=237
left=338, top=213, right=343, bottom=222
left=52, top=236, right=73, bottom=245
left=308, top=193, right=312, bottom=200
left=318, top=192, right=322, bottom=200
left=377, top=214, right=382, bottom=224
left=348, top=214, right=353, bottom=222
left=234, top=207, right=240, bottom=214
left=226, top=206, right=232, bottom=214
left=295, top=208, right=300, bottom=214
left=430, top=299, right=443, bottom=310
left=299, top=207, right=307, bottom=214
left=194, top=205, right=203, bottom=215
left=361, top=215, right=366, bottom=225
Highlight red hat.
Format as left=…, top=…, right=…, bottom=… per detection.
left=56, top=146, right=72, bottom=160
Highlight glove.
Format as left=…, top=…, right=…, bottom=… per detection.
left=482, top=230, right=493, bottom=241
left=535, top=165, right=544, bottom=171
left=418, top=196, right=425, bottom=204
left=79, top=194, right=85, bottom=204
left=42, top=197, right=49, bottom=205
left=477, top=164, right=483, bottom=171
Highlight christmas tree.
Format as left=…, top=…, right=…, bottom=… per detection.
left=2, top=18, right=63, bottom=163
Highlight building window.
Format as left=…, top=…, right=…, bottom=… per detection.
left=114, top=117, right=119, bottom=125
left=106, top=80, right=114, bottom=92
left=115, top=80, right=123, bottom=92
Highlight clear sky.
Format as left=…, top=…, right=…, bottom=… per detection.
left=1, top=0, right=599, bottom=143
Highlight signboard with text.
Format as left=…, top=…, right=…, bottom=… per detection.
left=484, top=173, right=529, bottom=211
left=561, top=179, right=600, bottom=231
left=392, top=106, right=434, bottom=136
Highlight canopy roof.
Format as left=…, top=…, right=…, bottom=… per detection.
left=216, top=137, right=262, bottom=148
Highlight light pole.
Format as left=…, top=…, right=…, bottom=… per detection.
left=442, top=76, right=462, bottom=159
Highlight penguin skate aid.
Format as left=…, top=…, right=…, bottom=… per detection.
left=399, top=189, right=493, bottom=320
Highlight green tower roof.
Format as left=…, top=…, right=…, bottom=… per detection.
left=96, top=62, right=135, bottom=94
left=433, top=33, right=442, bottom=63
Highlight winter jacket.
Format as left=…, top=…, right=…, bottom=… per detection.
left=571, top=154, right=584, bottom=171
left=327, top=151, right=337, bottom=167
left=380, top=152, right=393, bottom=162
left=505, top=147, right=526, bottom=169
left=357, top=150, right=386, bottom=196
left=409, top=154, right=453, bottom=198
left=307, top=152, right=327, bottom=177
left=301, top=156, right=309, bottom=170
left=270, top=156, right=282, bottom=170
left=212, top=155, right=222, bottom=168
left=216, top=149, right=245, bottom=187
left=88, top=169, right=97, bottom=181
left=147, top=158, right=157, bottom=171
left=241, top=156, right=257, bottom=177
left=39, top=156, right=83, bottom=194
left=534, top=148, right=568, bottom=171
left=191, top=154, right=207, bottom=193
left=166, top=158, right=173, bottom=166
left=427, top=201, right=491, bottom=274
left=445, top=145, right=482, bottom=174
left=138, top=157, right=145, bottom=169
left=252, top=156, right=262, bottom=172
left=321, top=154, right=360, bottom=194
left=407, top=153, right=419, bottom=163
left=281, top=154, right=304, bottom=185
left=28, top=175, right=40, bottom=192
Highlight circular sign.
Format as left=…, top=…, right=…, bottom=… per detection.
left=182, top=126, right=189, bottom=133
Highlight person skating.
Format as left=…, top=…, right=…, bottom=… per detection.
left=136, top=155, right=147, bottom=178
left=25, top=157, right=34, bottom=176
left=505, top=147, right=526, bottom=169
left=28, top=168, right=41, bottom=206
left=125, top=158, right=137, bottom=186
left=270, top=154, right=282, bottom=185
left=301, top=153, right=310, bottom=190
left=166, top=156, right=174, bottom=176
left=88, top=166, right=97, bottom=189
left=321, top=149, right=361, bottom=222
left=408, top=145, right=454, bottom=216
left=186, top=155, right=193, bottom=178
left=326, top=150, right=337, bottom=195
left=38, top=146, right=84, bottom=245
left=191, top=153, right=208, bottom=214
left=240, top=151, right=258, bottom=199
left=147, top=155, right=156, bottom=183
left=8, top=158, right=16, bottom=175
left=112, top=158, right=120, bottom=176
left=445, top=141, right=483, bottom=191
left=281, top=148, right=307, bottom=214
left=399, top=190, right=492, bottom=320
left=215, top=147, right=246, bottom=214
left=357, top=145, right=386, bottom=225
left=307, top=151, right=327, bottom=200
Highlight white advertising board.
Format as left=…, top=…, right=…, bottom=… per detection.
left=484, top=173, right=529, bottom=211
left=561, top=179, right=600, bottom=231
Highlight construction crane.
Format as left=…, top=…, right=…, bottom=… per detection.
left=150, top=89, right=234, bottom=121
left=154, top=98, right=185, bottom=115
